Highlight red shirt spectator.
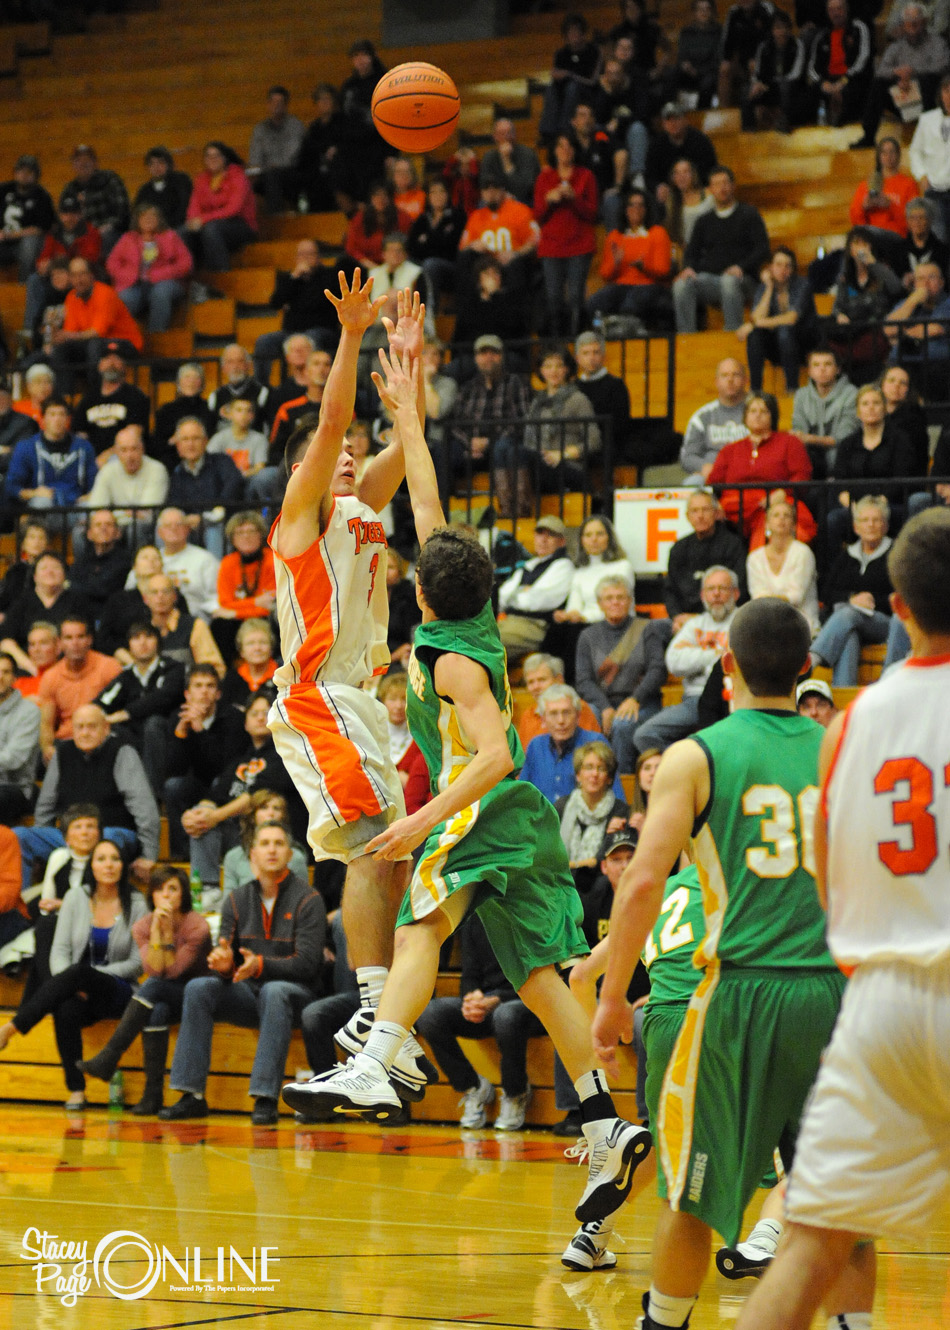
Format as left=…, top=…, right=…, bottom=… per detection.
left=186, top=162, right=257, bottom=231
left=106, top=224, right=194, bottom=290
left=533, top=140, right=599, bottom=259
left=344, top=184, right=411, bottom=268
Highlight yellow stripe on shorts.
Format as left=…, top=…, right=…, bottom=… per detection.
left=658, top=958, right=720, bottom=1211
left=410, top=800, right=480, bottom=918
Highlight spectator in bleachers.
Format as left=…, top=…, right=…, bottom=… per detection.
left=133, top=146, right=193, bottom=232
left=368, top=235, right=422, bottom=311
left=849, top=137, right=920, bottom=239
left=584, top=58, right=651, bottom=190
left=534, top=134, right=599, bottom=338
left=219, top=619, right=277, bottom=709
left=106, top=204, right=193, bottom=334
left=25, top=196, right=100, bottom=334
left=184, top=142, right=257, bottom=274
left=679, top=356, right=750, bottom=481
left=155, top=508, right=220, bottom=622
left=880, top=362, right=930, bottom=474
left=4, top=399, right=95, bottom=516
left=809, top=493, right=893, bottom=682
left=445, top=334, right=531, bottom=486
left=95, top=620, right=185, bottom=792
left=661, top=159, right=714, bottom=255
left=520, top=683, right=619, bottom=804
left=254, top=242, right=336, bottom=386
left=884, top=260, right=950, bottom=391
left=718, top=0, right=776, bottom=106
left=0, top=518, right=47, bottom=618
left=708, top=392, right=815, bottom=545
left=441, top=144, right=481, bottom=216
left=207, top=343, right=270, bottom=431
left=262, top=333, right=317, bottom=421
left=573, top=331, right=632, bottom=460
left=159, top=819, right=325, bottom=1124
left=13, top=367, right=54, bottom=430
left=636, top=565, right=739, bottom=753
left=518, top=652, right=601, bottom=747
left=737, top=246, right=817, bottom=392
left=100, top=545, right=166, bottom=658
left=569, top=103, right=627, bottom=232
left=166, top=417, right=244, bottom=559
left=38, top=615, right=121, bottom=758
left=406, top=179, right=465, bottom=314
left=746, top=492, right=820, bottom=632
left=420, top=341, right=457, bottom=465
left=208, top=399, right=270, bottom=498
left=55, top=256, right=144, bottom=377
left=377, top=672, right=429, bottom=813
left=851, top=2, right=950, bottom=149
left=480, top=117, right=541, bottom=207
left=85, top=424, right=169, bottom=544
left=611, top=0, right=665, bottom=67
left=830, top=384, right=917, bottom=541
left=796, top=676, right=839, bottom=724
left=343, top=182, right=411, bottom=271
left=830, top=227, right=903, bottom=380
left=139, top=572, right=224, bottom=677
left=497, top=514, right=574, bottom=657
left=556, top=740, right=629, bottom=893
left=0, top=835, right=147, bottom=1111
left=389, top=158, right=425, bottom=222
left=496, top=346, right=600, bottom=513
left=68, top=509, right=131, bottom=621
left=246, top=85, right=305, bottom=214
left=296, top=84, right=347, bottom=214
left=742, top=9, right=814, bottom=132
left=908, top=72, right=950, bottom=240
left=673, top=165, right=771, bottom=333
left=0, top=552, right=88, bottom=673
left=539, top=12, right=604, bottom=139
left=268, top=349, right=331, bottom=456
left=808, top=0, right=873, bottom=126
left=61, top=145, right=129, bottom=258
left=451, top=257, right=528, bottom=351
left=556, top=515, right=635, bottom=625
left=458, top=174, right=540, bottom=301
left=22, top=703, right=159, bottom=885
left=214, top=511, right=276, bottom=640
left=675, top=0, right=723, bottom=108
left=664, top=488, right=748, bottom=624
left=896, top=196, right=950, bottom=285
left=223, top=792, right=310, bottom=900
left=162, top=662, right=247, bottom=860
left=647, top=103, right=718, bottom=198
left=153, top=364, right=215, bottom=467
left=792, top=347, right=859, bottom=477
left=587, top=188, right=673, bottom=331
left=0, top=650, right=40, bottom=824
left=0, top=154, right=54, bottom=282
left=11, top=621, right=60, bottom=700
left=0, top=382, right=34, bottom=477
left=339, top=40, right=389, bottom=204
left=74, top=343, right=151, bottom=462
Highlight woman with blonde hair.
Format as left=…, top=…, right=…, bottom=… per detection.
left=746, top=493, right=819, bottom=634
left=556, top=740, right=628, bottom=892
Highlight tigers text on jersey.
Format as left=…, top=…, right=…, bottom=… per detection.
left=269, top=494, right=390, bottom=690
left=823, top=656, right=950, bottom=969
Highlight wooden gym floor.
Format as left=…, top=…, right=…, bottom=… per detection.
left=0, top=1105, right=947, bottom=1329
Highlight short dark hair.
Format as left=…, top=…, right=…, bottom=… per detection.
left=0, top=650, right=17, bottom=672
left=416, top=527, right=493, bottom=621
left=144, top=145, right=173, bottom=168
left=887, top=508, right=950, bottom=636
left=282, top=412, right=321, bottom=479
left=59, top=615, right=93, bottom=637
left=268, top=84, right=290, bottom=99
left=126, top=620, right=159, bottom=646
left=61, top=803, right=101, bottom=832
left=147, top=864, right=193, bottom=913
left=744, top=391, right=779, bottom=430
left=728, top=598, right=811, bottom=698
left=186, top=662, right=220, bottom=688
left=251, top=818, right=292, bottom=846
left=709, top=164, right=735, bottom=185
left=42, top=396, right=71, bottom=415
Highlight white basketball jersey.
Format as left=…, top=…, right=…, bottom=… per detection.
left=823, top=657, right=950, bottom=969
left=270, top=494, right=390, bottom=690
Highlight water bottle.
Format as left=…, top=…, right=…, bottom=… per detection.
left=817, top=102, right=827, bottom=126
left=189, top=865, right=204, bottom=912
left=108, top=1070, right=125, bottom=1109
left=592, top=311, right=604, bottom=336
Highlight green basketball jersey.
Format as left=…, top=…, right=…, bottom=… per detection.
left=691, top=710, right=835, bottom=969
left=642, top=865, right=706, bottom=1007
left=406, top=601, right=524, bottom=796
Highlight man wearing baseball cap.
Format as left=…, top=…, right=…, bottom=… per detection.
left=60, top=145, right=129, bottom=258
left=0, top=155, right=55, bottom=281
left=795, top=678, right=838, bottom=728
left=497, top=513, right=574, bottom=659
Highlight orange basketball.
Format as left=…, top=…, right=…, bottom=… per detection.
left=371, top=62, right=460, bottom=153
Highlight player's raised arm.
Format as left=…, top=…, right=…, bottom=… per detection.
left=280, top=269, right=384, bottom=541
left=358, top=288, right=426, bottom=514
left=372, top=345, right=446, bottom=546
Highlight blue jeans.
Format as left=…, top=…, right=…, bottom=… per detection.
left=634, top=696, right=701, bottom=754
left=746, top=324, right=802, bottom=392
left=0, top=231, right=43, bottom=282
left=117, top=279, right=186, bottom=333
left=882, top=614, right=911, bottom=672
left=673, top=271, right=750, bottom=333
left=625, top=120, right=649, bottom=177
left=14, top=825, right=138, bottom=892
left=609, top=701, right=662, bottom=773
left=135, top=975, right=188, bottom=1029
left=169, top=974, right=314, bottom=1101
left=812, top=605, right=890, bottom=686
left=540, top=253, right=592, bottom=337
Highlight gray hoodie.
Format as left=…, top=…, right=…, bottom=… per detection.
left=50, top=883, right=147, bottom=981
left=791, top=376, right=859, bottom=463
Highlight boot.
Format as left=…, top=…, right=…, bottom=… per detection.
left=493, top=469, right=514, bottom=518
left=76, top=998, right=151, bottom=1082
left=514, top=468, right=534, bottom=519
left=131, top=1028, right=169, bottom=1115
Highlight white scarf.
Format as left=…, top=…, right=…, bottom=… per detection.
left=560, top=787, right=617, bottom=863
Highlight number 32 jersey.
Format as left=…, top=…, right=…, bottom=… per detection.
left=691, top=710, right=835, bottom=970
left=823, top=658, right=950, bottom=970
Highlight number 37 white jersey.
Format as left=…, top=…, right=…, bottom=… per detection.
left=823, top=657, right=950, bottom=970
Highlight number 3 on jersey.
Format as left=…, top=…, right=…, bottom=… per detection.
left=875, top=756, right=950, bottom=876
left=742, top=784, right=818, bottom=880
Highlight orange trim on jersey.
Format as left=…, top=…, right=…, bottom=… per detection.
left=903, top=651, right=950, bottom=667
left=281, top=688, right=385, bottom=821
left=270, top=501, right=339, bottom=683
left=819, top=699, right=856, bottom=820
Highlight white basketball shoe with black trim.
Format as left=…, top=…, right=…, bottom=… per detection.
left=575, top=1120, right=652, bottom=1223
left=335, top=1008, right=438, bottom=1102
left=561, top=1217, right=618, bottom=1271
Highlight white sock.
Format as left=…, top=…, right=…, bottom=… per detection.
left=827, top=1316, right=872, bottom=1330
left=739, top=1217, right=782, bottom=1256
left=647, top=1286, right=697, bottom=1327
left=356, top=966, right=388, bottom=1010
left=361, top=1021, right=409, bottom=1073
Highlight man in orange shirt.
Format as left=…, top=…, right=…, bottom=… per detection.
left=38, top=616, right=121, bottom=761
left=458, top=174, right=540, bottom=299
left=11, top=623, right=60, bottom=701
left=52, top=255, right=143, bottom=380
left=517, top=650, right=601, bottom=749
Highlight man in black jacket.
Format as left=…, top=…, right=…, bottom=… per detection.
left=807, top=0, right=873, bottom=125
left=132, top=147, right=193, bottom=231
left=253, top=240, right=338, bottom=384
left=664, top=489, right=748, bottom=624
left=166, top=416, right=244, bottom=559
left=95, top=622, right=185, bottom=793
left=73, top=343, right=150, bottom=464
left=0, top=154, right=55, bottom=280
left=69, top=509, right=131, bottom=617
left=575, top=331, right=632, bottom=462
left=160, top=820, right=326, bottom=1125
left=673, top=166, right=771, bottom=332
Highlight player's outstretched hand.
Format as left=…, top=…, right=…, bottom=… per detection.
left=367, top=809, right=431, bottom=861
left=591, top=994, right=634, bottom=1079
left=372, top=345, right=419, bottom=415
left=327, top=268, right=386, bottom=334
left=382, top=287, right=426, bottom=359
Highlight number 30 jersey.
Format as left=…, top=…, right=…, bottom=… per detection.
left=823, top=658, right=950, bottom=970
left=691, top=710, right=835, bottom=970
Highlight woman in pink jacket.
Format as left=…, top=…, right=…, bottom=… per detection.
left=185, top=141, right=258, bottom=272
left=106, top=203, right=194, bottom=332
